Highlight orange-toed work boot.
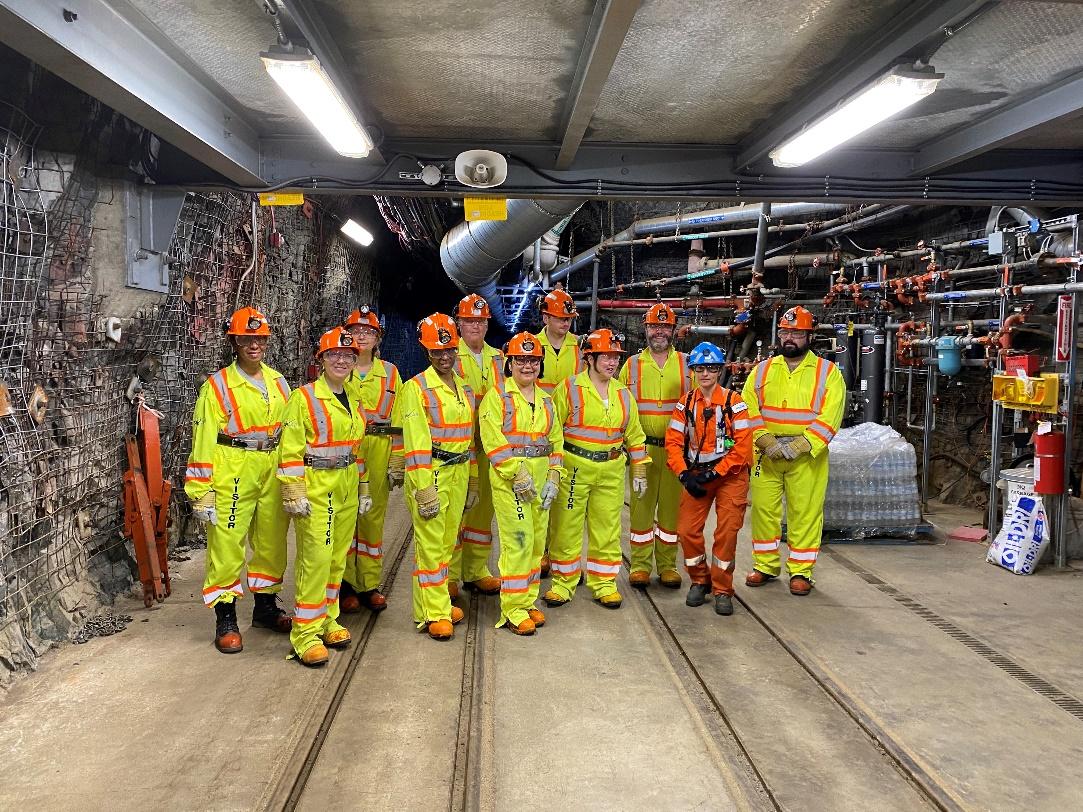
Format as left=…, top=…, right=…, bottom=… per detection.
left=628, top=571, right=651, bottom=589
left=427, top=619, right=454, bottom=640
left=339, top=582, right=362, bottom=614
left=789, top=575, right=813, bottom=596
left=745, top=570, right=778, bottom=587
left=252, top=593, right=292, bottom=632
left=322, top=627, right=352, bottom=649
left=298, top=643, right=329, bottom=667
left=214, top=601, right=243, bottom=654
left=527, top=608, right=546, bottom=627
left=658, top=569, right=682, bottom=589
left=465, top=576, right=501, bottom=595
left=506, top=618, right=536, bottom=636
left=448, top=581, right=460, bottom=600
left=540, top=553, right=551, bottom=578
left=451, top=606, right=465, bottom=625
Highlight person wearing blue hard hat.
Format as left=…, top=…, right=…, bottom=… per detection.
left=664, top=341, right=753, bottom=616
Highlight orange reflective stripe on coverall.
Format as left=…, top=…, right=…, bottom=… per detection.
left=344, top=359, right=403, bottom=592
left=185, top=362, right=291, bottom=606
left=549, top=372, right=647, bottom=600
left=400, top=367, right=477, bottom=625
left=741, top=353, right=844, bottom=580
left=452, top=342, right=504, bottom=583
left=479, top=378, right=563, bottom=627
left=277, top=377, right=367, bottom=656
left=620, top=349, right=689, bottom=575
left=664, top=386, right=752, bottom=595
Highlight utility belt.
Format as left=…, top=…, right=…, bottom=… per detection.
left=432, top=445, right=471, bottom=465
left=686, top=459, right=720, bottom=471
left=217, top=432, right=279, bottom=452
left=365, top=422, right=402, bottom=437
left=564, top=441, right=624, bottom=462
left=644, top=435, right=665, bottom=447
left=303, top=453, right=356, bottom=470
left=520, top=442, right=554, bottom=459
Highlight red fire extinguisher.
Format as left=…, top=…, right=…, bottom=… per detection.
left=1034, top=431, right=1066, bottom=495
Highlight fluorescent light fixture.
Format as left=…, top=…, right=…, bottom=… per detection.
left=769, top=66, right=943, bottom=168
left=340, top=219, right=374, bottom=246
left=260, top=47, right=374, bottom=158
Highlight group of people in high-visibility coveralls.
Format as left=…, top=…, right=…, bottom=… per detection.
left=186, top=290, right=842, bottom=661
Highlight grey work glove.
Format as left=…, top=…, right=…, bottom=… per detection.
left=755, top=432, right=786, bottom=460
left=539, top=469, right=561, bottom=510
left=779, top=435, right=813, bottom=460
left=191, top=492, right=217, bottom=526
left=357, top=481, right=373, bottom=516
left=387, top=454, right=405, bottom=490
left=464, top=478, right=479, bottom=511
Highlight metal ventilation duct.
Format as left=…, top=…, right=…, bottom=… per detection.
left=440, top=198, right=584, bottom=326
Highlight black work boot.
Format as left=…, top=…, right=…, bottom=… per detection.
left=686, top=583, right=710, bottom=607
left=214, top=602, right=243, bottom=653
left=714, top=594, right=734, bottom=616
left=252, top=592, right=292, bottom=633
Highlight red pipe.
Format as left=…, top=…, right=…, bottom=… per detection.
left=596, top=297, right=746, bottom=309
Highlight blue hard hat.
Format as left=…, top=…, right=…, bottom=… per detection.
left=688, top=341, right=726, bottom=367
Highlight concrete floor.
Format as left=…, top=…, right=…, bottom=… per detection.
left=1, top=496, right=1080, bottom=811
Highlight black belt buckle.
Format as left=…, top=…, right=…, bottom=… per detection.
left=644, top=435, right=665, bottom=447
left=365, top=423, right=401, bottom=436
left=432, top=447, right=469, bottom=465
left=217, top=432, right=278, bottom=451
left=565, top=441, right=623, bottom=462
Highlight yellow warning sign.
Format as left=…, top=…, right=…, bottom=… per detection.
left=258, top=192, right=305, bottom=207
left=464, top=197, right=508, bottom=221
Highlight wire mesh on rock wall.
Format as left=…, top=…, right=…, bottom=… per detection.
left=0, top=103, right=379, bottom=679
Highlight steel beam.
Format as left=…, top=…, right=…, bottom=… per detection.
left=272, top=0, right=384, bottom=163
left=734, top=0, right=992, bottom=170
left=0, top=0, right=263, bottom=186
left=253, top=137, right=1083, bottom=206
left=913, top=71, right=1083, bottom=175
left=554, top=0, right=641, bottom=170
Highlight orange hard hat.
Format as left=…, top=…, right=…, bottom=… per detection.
left=778, top=305, right=818, bottom=331
left=503, top=331, right=543, bottom=358
left=539, top=287, right=578, bottom=318
left=455, top=293, right=491, bottom=320
left=345, top=305, right=381, bottom=332
left=644, top=303, right=677, bottom=326
left=316, top=326, right=359, bottom=357
left=579, top=328, right=626, bottom=355
left=417, top=313, right=460, bottom=350
left=226, top=306, right=271, bottom=337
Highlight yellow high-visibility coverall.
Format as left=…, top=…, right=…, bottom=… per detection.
left=536, top=330, right=584, bottom=395
left=344, top=360, right=403, bottom=592
left=549, top=372, right=648, bottom=600
left=452, top=343, right=504, bottom=583
left=741, top=353, right=844, bottom=581
left=400, top=367, right=477, bottom=625
left=185, top=362, right=291, bottom=607
left=619, top=349, right=689, bottom=576
left=277, top=378, right=367, bottom=656
left=478, top=379, right=564, bottom=627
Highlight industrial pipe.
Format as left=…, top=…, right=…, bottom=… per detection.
left=859, top=328, right=886, bottom=423
left=925, top=279, right=1083, bottom=302
left=550, top=202, right=852, bottom=282
left=751, top=202, right=772, bottom=288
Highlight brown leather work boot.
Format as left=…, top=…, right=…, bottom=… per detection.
left=339, top=581, right=362, bottom=614
left=628, top=571, right=651, bottom=589
left=359, top=589, right=387, bottom=612
left=214, top=602, right=243, bottom=654
left=450, top=605, right=465, bottom=625
left=658, top=569, right=682, bottom=589
left=299, top=644, right=329, bottom=667
left=745, top=570, right=778, bottom=588
left=527, top=608, right=546, bottom=627
left=322, top=628, right=351, bottom=649
left=789, top=575, right=813, bottom=596
left=465, top=575, right=501, bottom=595
left=448, top=581, right=460, bottom=600
left=542, top=590, right=567, bottom=607
left=540, top=553, right=551, bottom=578
left=427, top=620, right=454, bottom=640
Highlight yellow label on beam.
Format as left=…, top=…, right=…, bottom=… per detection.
left=258, top=192, right=305, bottom=207
left=464, top=197, right=508, bottom=221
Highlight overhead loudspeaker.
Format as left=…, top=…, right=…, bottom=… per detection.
left=454, top=149, right=508, bottom=188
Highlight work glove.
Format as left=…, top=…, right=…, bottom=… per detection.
left=386, top=454, right=405, bottom=490
left=540, top=469, right=561, bottom=510
left=678, top=470, right=707, bottom=498
left=779, top=435, right=813, bottom=460
left=755, top=432, right=786, bottom=460
left=414, top=484, right=440, bottom=520
left=512, top=462, right=538, bottom=503
left=630, top=462, right=649, bottom=498
left=464, top=477, right=479, bottom=511
left=357, top=481, right=373, bottom=517
left=280, top=481, right=311, bottom=517
left=694, top=468, right=720, bottom=488
left=191, top=492, right=217, bottom=526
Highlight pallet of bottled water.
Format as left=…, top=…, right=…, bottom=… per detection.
left=823, top=423, right=930, bottom=541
